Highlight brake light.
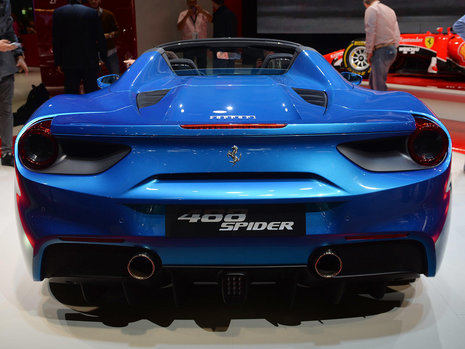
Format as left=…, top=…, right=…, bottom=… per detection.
left=408, top=117, right=448, bottom=167
left=181, top=124, right=287, bottom=129
left=18, top=119, right=58, bottom=170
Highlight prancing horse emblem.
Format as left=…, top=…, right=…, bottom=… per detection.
left=227, top=145, right=242, bottom=166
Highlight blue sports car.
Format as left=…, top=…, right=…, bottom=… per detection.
left=15, top=38, right=451, bottom=306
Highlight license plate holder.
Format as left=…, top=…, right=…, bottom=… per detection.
left=166, top=204, right=306, bottom=238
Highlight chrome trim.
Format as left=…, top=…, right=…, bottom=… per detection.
left=127, top=253, right=156, bottom=280
left=314, top=249, right=343, bottom=278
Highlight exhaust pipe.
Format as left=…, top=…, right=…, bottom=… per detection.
left=314, top=249, right=342, bottom=278
left=127, top=253, right=156, bottom=280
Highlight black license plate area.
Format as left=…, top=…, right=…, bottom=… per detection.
left=166, top=204, right=306, bottom=237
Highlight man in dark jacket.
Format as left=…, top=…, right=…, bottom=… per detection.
left=212, top=0, right=237, bottom=38
left=1, top=0, right=28, bottom=166
left=88, top=0, right=120, bottom=74
left=53, top=0, right=106, bottom=94
left=211, top=0, right=237, bottom=68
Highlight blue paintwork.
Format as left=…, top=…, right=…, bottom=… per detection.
left=15, top=40, right=452, bottom=281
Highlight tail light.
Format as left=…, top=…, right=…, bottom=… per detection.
left=408, top=117, right=448, bottom=167
left=18, top=119, right=58, bottom=170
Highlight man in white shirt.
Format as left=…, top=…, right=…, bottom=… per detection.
left=363, top=0, right=400, bottom=91
left=177, top=0, right=212, bottom=69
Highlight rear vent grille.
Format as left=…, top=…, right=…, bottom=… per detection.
left=144, top=172, right=338, bottom=196
left=150, top=172, right=329, bottom=181
left=293, top=88, right=328, bottom=108
left=137, top=89, right=170, bottom=109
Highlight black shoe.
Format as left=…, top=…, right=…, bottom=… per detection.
left=1, top=153, right=14, bottom=167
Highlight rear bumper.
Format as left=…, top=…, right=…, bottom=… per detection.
left=47, top=269, right=421, bottom=307
left=17, top=156, right=452, bottom=283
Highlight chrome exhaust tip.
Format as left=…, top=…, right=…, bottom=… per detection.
left=127, top=253, right=156, bottom=280
left=314, top=249, right=343, bottom=278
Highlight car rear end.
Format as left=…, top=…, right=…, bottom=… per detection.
left=15, top=113, right=451, bottom=305
left=14, top=40, right=452, bottom=305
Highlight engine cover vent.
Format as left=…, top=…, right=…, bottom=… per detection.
left=293, top=88, right=328, bottom=108
left=137, top=89, right=170, bottom=109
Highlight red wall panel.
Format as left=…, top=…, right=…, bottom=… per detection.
left=21, top=34, right=40, bottom=67
left=225, top=0, right=242, bottom=37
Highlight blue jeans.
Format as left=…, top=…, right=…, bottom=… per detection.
left=369, top=45, right=397, bottom=91
left=0, top=75, right=14, bottom=155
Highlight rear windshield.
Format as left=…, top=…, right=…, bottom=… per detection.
left=162, top=44, right=297, bottom=76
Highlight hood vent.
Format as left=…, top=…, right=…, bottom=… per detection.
left=293, top=88, right=328, bottom=108
left=137, top=89, right=170, bottom=109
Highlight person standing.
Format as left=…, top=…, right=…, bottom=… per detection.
left=212, top=0, right=237, bottom=38
left=211, top=0, right=237, bottom=68
left=363, top=0, right=400, bottom=91
left=88, top=0, right=120, bottom=75
left=177, top=0, right=212, bottom=69
left=0, top=0, right=28, bottom=167
left=52, top=0, right=106, bottom=94
left=453, top=15, right=465, bottom=39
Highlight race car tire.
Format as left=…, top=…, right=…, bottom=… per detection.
left=343, top=40, right=371, bottom=77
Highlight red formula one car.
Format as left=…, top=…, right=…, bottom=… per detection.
left=324, top=28, right=465, bottom=77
